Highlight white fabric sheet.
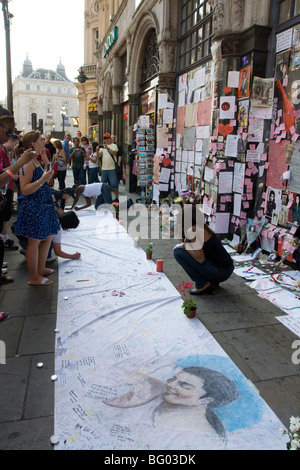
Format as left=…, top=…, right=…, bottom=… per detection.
left=54, top=209, right=287, bottom=450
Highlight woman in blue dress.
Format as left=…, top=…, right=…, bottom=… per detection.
left=14, top=131, right=60, bottom=286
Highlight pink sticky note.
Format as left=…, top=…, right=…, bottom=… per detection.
left=290, top=226, right=297, bottom=235
left=261, top=153, right=267, bottom=162
left=243, top=202, right=250, bottom=209
left=257, top=210, right=264, bottom=218
left=292, top=133, right=299, bottom=142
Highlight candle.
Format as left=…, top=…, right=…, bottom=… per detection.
left=156, top=259, right=163, bottom=272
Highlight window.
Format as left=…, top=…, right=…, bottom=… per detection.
left=141, top=29, right=159, bottom=85
left=178, top=0, right=213, bottom=71
left=26, top=84, right=30, bottom=91
left=279, top=0, right=300, bottom=22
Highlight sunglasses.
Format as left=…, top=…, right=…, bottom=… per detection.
left=0, top=123, right=14, bottom=137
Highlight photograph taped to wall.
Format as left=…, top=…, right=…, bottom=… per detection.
left=251, top=77, right=275, bottom=108
left=291, top=25, right=300, bottom=69
left=265, top=187, right=282, bottom=219
left=275, top=49, right=290, bottom=82
left=238, top=99, right=250, bottom=128
left=289, top=192, right=300, bottom=226
left=238, top=66, right=251, bottom=99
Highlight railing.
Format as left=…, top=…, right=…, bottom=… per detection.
left=80, top=65, right=97, bottom=78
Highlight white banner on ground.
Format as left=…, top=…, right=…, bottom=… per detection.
left=54, top=209, right=286, bottom=450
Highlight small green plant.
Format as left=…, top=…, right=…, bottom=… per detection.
left=182, top=299, right=197, bottom=315
left=146, top=243, right=153, bottom=254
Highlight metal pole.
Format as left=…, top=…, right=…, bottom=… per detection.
left=1, top=0, right=13, bottom=115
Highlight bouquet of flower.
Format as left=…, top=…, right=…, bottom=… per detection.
left=281, top=416, right=300, bottom=450
left=112, top=201, right=119, bottom=212
left=176, top=281, right=197, bottom=315
left=173, top=189, right=202, bottom=207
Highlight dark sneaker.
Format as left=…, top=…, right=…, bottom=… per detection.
left=4, top=240, right=18, bottom=251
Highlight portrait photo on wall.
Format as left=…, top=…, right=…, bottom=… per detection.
left=251, top=77, right=275, bottom=108
left=278, top=190, right=290, bottom=227
left=291, top=24, right=300, bottom=69
left=275, top=49, right=290, bottom=82
left=275, top=67, right=300, bottom=136
left=289, top=192, right=300, bottom=225
left=237, top=99, right=250, bottom=129
left=238, top=66, right=251, bottom=99
left=265, top=187, right=282, bottom=220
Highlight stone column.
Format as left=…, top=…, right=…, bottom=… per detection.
left=157, top=39, right=177, bottom=100
left=128, top=93, right=140, bottom=129
left=112, top=103, right=123, bottom=142
left=103, top=111, right=112, bottom=135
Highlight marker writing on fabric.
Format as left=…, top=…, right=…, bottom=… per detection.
left=77, top=280, right=90, bottom=282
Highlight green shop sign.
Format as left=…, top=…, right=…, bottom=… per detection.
left=103, top=26, right=118, bottom=58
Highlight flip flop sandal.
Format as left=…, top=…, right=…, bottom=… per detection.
left=28, top=278, right=53, bottom=286
left=0, top=275, right=14, bottom=284
left=43, top=269, right=55, bottom=276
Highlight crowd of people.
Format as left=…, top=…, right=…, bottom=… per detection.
left=0, top=104, right=235, bottom=323
left=0, top=105, right=124, bottom=320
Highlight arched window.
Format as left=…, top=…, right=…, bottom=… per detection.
left=141, top=29, right=160, bottom=85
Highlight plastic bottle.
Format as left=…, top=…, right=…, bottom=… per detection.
left=141, top=189, right=146, bottom=205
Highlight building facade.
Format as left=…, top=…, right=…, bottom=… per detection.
left=79, top=0, right=300, bottom=251
left=13, top=57, right=79, bottom=136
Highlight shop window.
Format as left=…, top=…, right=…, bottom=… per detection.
left=279, top=0, right=300, bottom=22
left=178, top=0, right=213, bottom=71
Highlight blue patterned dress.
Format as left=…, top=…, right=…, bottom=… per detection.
left=15, top=163, right=60, bottom=240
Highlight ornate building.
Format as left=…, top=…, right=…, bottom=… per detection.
left=13, top=56, right=79, bottom=135
left=79, top=0, right=299, bottom=212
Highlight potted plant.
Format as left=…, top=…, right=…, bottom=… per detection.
left=146, top=243, right=153, bottom=260
left=176, top=281, right=197, bottom=318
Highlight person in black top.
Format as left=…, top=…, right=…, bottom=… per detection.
left=173, top=205, right=234, bottom=295
left=44, top=135, right=56, bottom=161
left=51, top=187, right=75, bottom=214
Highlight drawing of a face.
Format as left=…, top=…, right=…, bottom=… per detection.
left=163, top=371, right=207, bottom=407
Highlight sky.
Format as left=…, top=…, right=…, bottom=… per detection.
left=0, top=0, right=85, bottom=103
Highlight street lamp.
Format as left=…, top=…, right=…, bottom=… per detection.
left=60, top=105, right=66, bottom=134
left=1, top=0, right=13, bottom=115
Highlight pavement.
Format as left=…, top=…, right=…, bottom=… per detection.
left=0, top=170, right=299, bottom=450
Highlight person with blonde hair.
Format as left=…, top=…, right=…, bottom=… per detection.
left=14, top=130, right=60, bottom=286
